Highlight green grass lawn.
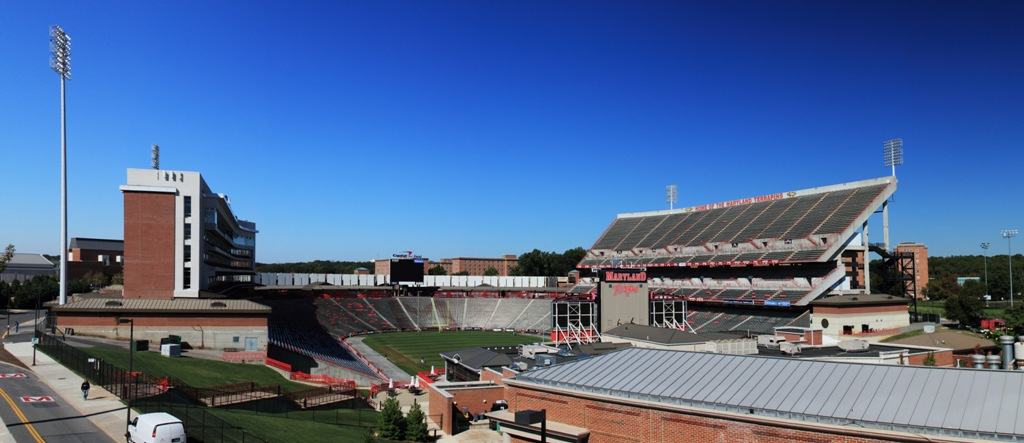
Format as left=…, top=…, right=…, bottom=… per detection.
left=82, top=345, right=309, bottom=392
left=914, top=300, right=1006, bottom=319
left=361, top=330, right=543, bottom=375
left=211, top=408, right=376, bottom=443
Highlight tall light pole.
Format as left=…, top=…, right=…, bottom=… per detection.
left=882, top=138, right=903, bottom=251
left=981, top=242, right=991, bottom=298
left=665, top=185, right=678, bottom=210
left=50, top=25, right=71, bottom=306
left=1003, top=230, right=1018, bottom=307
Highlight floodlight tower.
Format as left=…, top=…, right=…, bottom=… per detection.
left=50, top=25, right=71, bottom=305
left=666, top=185, right=678, bottom=210
left=1003, top=229, right=1018, bottom=307
left=881, top=138, right=903, bottom=251
left=981, top=242, right=991, bottom=297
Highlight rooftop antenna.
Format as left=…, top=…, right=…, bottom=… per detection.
left=883, top=138, right=903, bottom=177
left=151, top=144, right=160, bottom=169
left=50, top=25, right=71, bottom=306
left=666, top=184, right=678, bottom=210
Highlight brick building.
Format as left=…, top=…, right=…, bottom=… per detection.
left=895, top=242, right=929, bottom=297
left=121, top=168, right=256, bottom=298
left=489, top=347, right=1024, bottom=442
left=374, top=254, right=519, bottom=276
left=67, top=237, right=124, bottom=282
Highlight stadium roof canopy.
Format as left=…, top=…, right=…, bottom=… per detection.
left=580, top=176, right=896, bottom=268
left=512, top=347, right=1024, bottom=440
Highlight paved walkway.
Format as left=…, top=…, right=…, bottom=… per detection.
left=347, top=336, right=411, bottom=381
left=2, top=341, right=127, bottom=442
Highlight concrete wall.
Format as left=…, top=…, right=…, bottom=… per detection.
left=56, top=313, right=267, bottom=351
left=599, top=282, right=648, bottom=332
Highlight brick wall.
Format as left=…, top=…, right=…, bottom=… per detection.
left=124, top=192, right=176, bottom=298
left=505, top=384, right=908, bottom=443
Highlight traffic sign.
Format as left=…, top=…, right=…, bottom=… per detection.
left=20, top=396, right=54, bottom=403
left=0, top=373, right=26, bottom=379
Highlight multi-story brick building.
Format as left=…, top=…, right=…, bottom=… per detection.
left=67, top=237, right=124, bottom=282
left=120, top=168, right=256, bottom=298
left=895, top=242, right=929, bottom=297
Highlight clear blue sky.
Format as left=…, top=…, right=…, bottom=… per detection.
left=2, top=1, right=1022, bottom=262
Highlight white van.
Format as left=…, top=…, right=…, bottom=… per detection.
left=126, top=413, right=186, bottom=443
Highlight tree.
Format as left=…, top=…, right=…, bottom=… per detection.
left=1004, top=303, right=1024, bottom=333
left=515, top=247, right=586, bottom=276
left=377, top=395, right=405, bottom=441
left=111, top=271, right=124, bottom=285
left=922, top=352, right=936, bottom=366
left=924, top=275, right=961, bottom=301
left=405, top=400, right=428, bottom=442
left=427, top=265, right=447, bottom=275
left=944, top=294, right=984, bottom=327
left=83, top=271, right=108, bottom=288
left=483, top=266, right=499, bottom=276
left=0, top=244, right=14, bottom=273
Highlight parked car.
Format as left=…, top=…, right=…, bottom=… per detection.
left=126, top=413, right=185, bottom=443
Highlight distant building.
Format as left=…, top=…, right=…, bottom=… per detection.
left=120, top=168, right=256, bottom=298
left=67, top=237, right=124, bottom=282
left=810, top=293, right=909, bottom=336
left=0, top=253, right=55, bottom=283
left=895, top=242, right=929, bottom=296
left=374, top=254, right=519, bottom=276
left=956, top=276, right=981, bottom=286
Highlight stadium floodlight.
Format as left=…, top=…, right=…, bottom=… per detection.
left=666, top=184, right=678, bottom=210
left=1003, top=229, right=1018, bottom=307
left=981, top=242, right=991, bottom=297
left=883, top=138, right=903, bottom=177
left=50, top=25, right=71, bottom=305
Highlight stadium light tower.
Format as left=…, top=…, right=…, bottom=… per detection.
left=981, top=242, right=991, bottom=297
left=1003, top=229, right=1018, bottom=307
left=666, top=185, right=678, bottom=210
left=883, top=138, right=903, bottom=177
left=50, top=25, right=71, bottom=305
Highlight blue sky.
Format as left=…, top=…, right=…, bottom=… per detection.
left=1, top=1, right=1022, bottom=262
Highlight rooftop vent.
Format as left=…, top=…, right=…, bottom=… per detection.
left=838, top=339, right=870, bottom=353
left=104, top=300, right=123, bottom=307
left=211, top=301, right=227, bottom=308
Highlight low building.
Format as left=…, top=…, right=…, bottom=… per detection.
left=602, top=323, right=756, bottom=355
left=495, top=347, right=1024, bottom=442
left=758, top=340, right=954, bottom=366
left=52, top=298, right=270, bottom=351
left=67, top=237, right=124, bottom=282
left=1, top=253, right=55, bottom=283
left=441, top=347, right=515, bottom=382
left=810, top=293, right=909, bottom=336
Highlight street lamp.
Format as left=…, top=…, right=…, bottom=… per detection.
left=1003, top=230, right=1018, bottom=308
left=981, top=242, right=991, bottom=298
left=50, top=25, right=71, bottom=306
left=118, top=318, right=134, bottom=435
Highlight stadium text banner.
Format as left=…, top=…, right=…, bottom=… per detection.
left=601, top=268, right=647, bottom=283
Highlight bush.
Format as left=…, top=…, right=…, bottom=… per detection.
left=944, top=294, right=984, bottom=327
left=405, top=400, right=428, bottom=442
left=377, top=395, right=405, bottom=441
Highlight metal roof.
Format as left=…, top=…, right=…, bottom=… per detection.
left=6, top=253, right=55, bottom=268
left=811, top=293, right=909, bottom=306
left=69, top=237, right=124, bottom=251
left=514, top=347, right=1024, bottom=440
left=53, top=298, right=270, bottom=314
left=441, top=347, right=514, bottom=372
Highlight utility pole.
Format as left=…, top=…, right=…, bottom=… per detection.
left=50, top=25, right=71, bottom=305
left=981, top=242, right=991, bottom=298
left=1003, top=230, right=1018, bottom=307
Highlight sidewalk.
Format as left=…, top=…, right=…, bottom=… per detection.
left=347, top=335, right=411, bottom=381
left=4, top=341, right=134, bottom=442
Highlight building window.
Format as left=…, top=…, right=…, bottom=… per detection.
left=233, top=336, right=240, bottom=343
left=183, top=267, right=191, bottom=289
left=183, top=245, right=191, bottom=262
left=184, top=223, right=191, bottom=240
left=184, top=196, right=192, bottom=218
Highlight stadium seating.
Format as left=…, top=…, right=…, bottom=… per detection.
left=582, top=179, right=893, bottom=267
left=684, top=305, right=807, bottom=334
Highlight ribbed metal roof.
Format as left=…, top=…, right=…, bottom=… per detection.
left=54, top=298, right=270, bottom=314
left=69, top=237, right=124, bottom=251
left=514, top=347, right=1024, bottom=440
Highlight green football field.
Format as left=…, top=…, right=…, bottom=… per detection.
left=361, top=330, right=545, bottom=375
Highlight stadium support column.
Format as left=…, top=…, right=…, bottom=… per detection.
left=882, top=200, right=890, bottom=252
left=862, top=222, right=870, bottom=293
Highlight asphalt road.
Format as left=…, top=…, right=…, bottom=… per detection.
left=0, top=311, right=116, bottom=443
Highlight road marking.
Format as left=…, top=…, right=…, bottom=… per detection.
left=0, top=387, right=46, bottom=443
left=19, top=396, right=54, bottom=403
left=0, top=373, right=26, bottom=379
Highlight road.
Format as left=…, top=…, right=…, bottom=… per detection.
left=0, top=311, right=116, bottom=443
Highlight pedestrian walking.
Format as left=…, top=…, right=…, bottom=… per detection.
left=81, top=380, right=90, bottom=400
